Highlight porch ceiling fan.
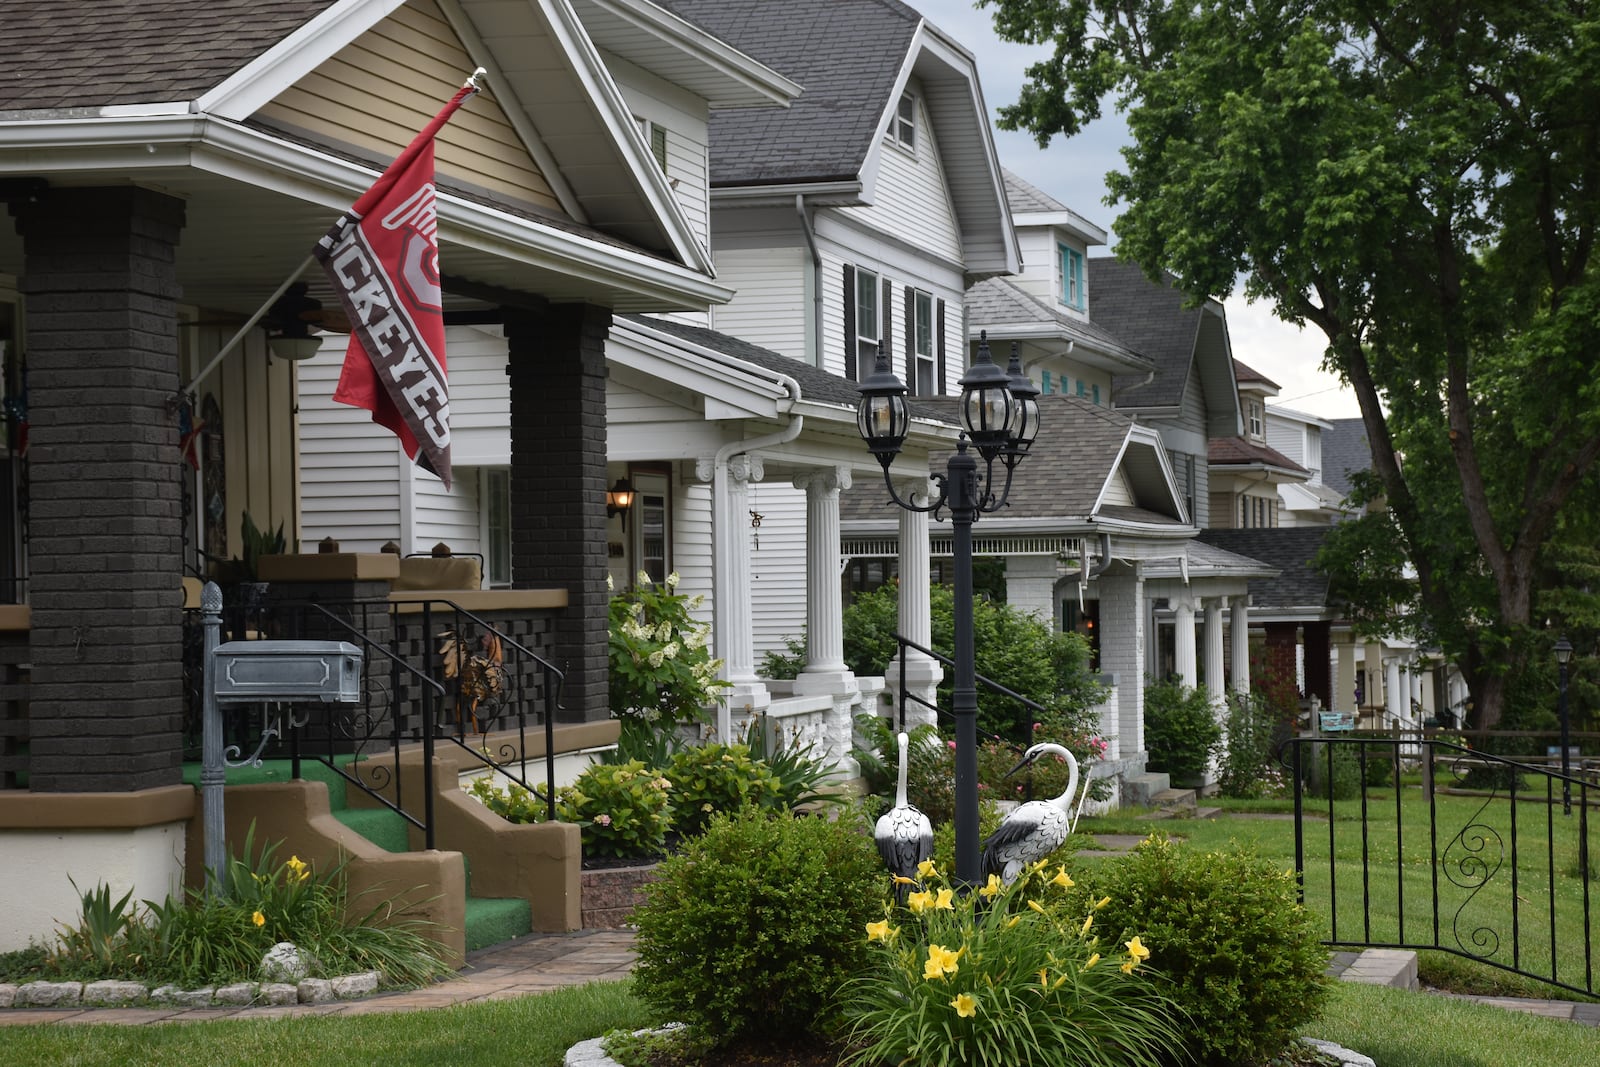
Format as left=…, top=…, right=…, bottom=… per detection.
left=262, top=282, right=351, bottom=361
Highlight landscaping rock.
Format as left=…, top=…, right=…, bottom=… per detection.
left=261, top=942, right=313, bottom=982
left=152, top=985, right=215, bottom=1008
left=297, top=978, right=335, bottom=1004
left=16, top=981, right=81, bottom=1007
left=82, top=980, right=148, bottom=1006
left=260, top=983, right=299, bottom=1006
left=214, top=983, right=257, bottom=1005
left=0, top=984, right=15, bottom=1008
left=331, top=971, right=380, bottom=999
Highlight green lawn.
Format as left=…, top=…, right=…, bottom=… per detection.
left=1076, top=772, right=1598, bottom=998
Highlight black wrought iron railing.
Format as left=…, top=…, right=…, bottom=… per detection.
left=1283, top=734, right=1596, bottom=997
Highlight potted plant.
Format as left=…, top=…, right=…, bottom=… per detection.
left=222, top=511, right=285, bottom=615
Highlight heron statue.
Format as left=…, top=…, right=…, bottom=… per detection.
left=875, top=731, right=934, bottom=899
left=979, top=742, right=1083, bottom=884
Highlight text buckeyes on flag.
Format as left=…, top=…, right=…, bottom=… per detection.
left=314, top=75, right=482, bottom=491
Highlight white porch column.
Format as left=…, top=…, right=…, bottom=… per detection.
left=885, top=477, right=941, bottom=731
left=790, top=467, right=860, bottom=777
left=1334, top=631, right=1358, bottom=713
left=1228, top=595, right=1251, bottom=697
left=1203, top=597, right=1226, bottom=708
left=699, top=454, right=771, bottom=742
left=1386, top=657, right=1404, bottom=722
left=1173, top=595, right=1198, bottom=690
left=1364, top=640, right=1386, bottom=710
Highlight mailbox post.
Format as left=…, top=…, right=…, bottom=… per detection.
left=200, top=581, right=363, bottom=892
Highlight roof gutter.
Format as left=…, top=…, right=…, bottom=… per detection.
left=796, top=194, right=823, bottom=372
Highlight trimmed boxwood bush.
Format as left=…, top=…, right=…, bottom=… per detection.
left=1143, top=678, right=1221, bottom=785
left=1080, top=834, right=1330, bottom=1067
left=664, top=742, right=783, bottom=837
left=629, top=808, right=884, bottom=1045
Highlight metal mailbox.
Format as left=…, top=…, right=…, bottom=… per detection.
left=211, top=640, right=364, bottom=705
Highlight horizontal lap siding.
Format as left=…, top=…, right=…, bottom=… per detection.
left=708, top=246, right=808, bottom=361
left=255, top=0, right=561, bottom=212
left=748, top=486, right=808, bottom=657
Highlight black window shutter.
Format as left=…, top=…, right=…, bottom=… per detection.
left=904, top=287, right=915, bottom=391
left=843, top=265, right=857, bottom=380
left=936, top=299, right=947, bottom=394
left=881, top=277, right=893, bottom=375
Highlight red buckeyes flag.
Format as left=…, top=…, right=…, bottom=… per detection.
left=314, top=71, right=484, bottom=491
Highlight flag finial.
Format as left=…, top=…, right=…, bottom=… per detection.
left=465, top=67, right=486, bottom=92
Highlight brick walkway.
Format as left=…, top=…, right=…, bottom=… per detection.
left=0, top=929, right=637, bottom=1027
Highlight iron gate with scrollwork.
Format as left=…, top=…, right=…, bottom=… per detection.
left=1284, top=735, right=1596, bottom=997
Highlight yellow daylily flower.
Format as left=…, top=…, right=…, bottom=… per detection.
left=917, top=859, right=939, bottom=879
left=1027, top=899, right=1047, bottom=915
left=1051, top=867, right=1074, bottom=889
left=1121, top=958, right=1138, bottom=974
left=951, top=992, right=977, bottom=1018
left=1005, top=916, right=1021, bottom=929
left=251, top=910, right=266, bottom=928
left=1083, top=952, right=1101, bottom=971
left=1080, top=914, right=1094, bottom=937
left=892, top=875, right=917, bottom=886
left=1094, top=895, right=1111, bottom=910
left=1125, top=935, right=1151, bottom=964
left=923, top=944, right=961, bottom=981
left=1037, top=967, right=1051, bottom=989
left=978, top=873, right=1004, bottom=900
left=907, top=890, right=933, bottom=914
left=934, top=888, right=955, bottom=911
left=866, top=920, right=896, bottom=943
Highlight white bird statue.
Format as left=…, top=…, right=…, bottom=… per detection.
left=875, top=731, right=934, bottom=899
left=980, top=742, right=1083, bottom=885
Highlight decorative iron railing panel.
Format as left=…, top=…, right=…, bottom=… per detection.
left=1284, top=735, right=1595, bottom=997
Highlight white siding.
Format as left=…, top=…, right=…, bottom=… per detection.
left=674, top=474, right=714, bottom=628
left=1265, top=417, right=1302, bottom=465
left=1014, top=227, right=1057, bottom=305
left=839, top=90, right=962, bottom=264
left=748, top=484, right=809, bottom=656
left=412, top=464, right=481, bottom=554
left=606, top=55, right=713, bottom=253
left=707, top=246, right=809, bottom=359
left=297, top=341, right=405, bottom=549
left=1101, top=468, right=1135, bottom=507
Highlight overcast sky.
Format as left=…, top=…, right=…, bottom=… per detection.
left=914, top=0, right=1362, bottom=421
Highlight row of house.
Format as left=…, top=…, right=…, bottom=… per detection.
left=0, top=0, right=1451, bottom=955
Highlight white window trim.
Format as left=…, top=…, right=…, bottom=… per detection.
left=889, top=92, right=916, bottom=153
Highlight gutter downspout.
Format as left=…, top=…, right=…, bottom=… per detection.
left=711, top=373, right=803, bottom=742
left=797, top=195, right=823, bottom=369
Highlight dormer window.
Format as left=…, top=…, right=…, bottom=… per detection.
left=1058, top=244, right=1085, bottom=310
left=635, top=116, right=668, bottom=171
left=1247, top=399, right=1264, bottom=438
left=891, top=93, right=916, bottom=151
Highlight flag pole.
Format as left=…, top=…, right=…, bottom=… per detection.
left=182, top=254, right=317, bottom=401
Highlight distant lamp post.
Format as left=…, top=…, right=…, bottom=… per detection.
left=855, top=331, right=1040, bottom=887
left=1555, top=635, right=1574, bottom=816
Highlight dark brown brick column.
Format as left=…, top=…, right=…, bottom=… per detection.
left=1263, top=622, right=1301, bottom=726
left=1302, top=621, right=1332, bottom=711
left=12, top=187, right=186, bottom=791
left=504, top=303, right=611, bottom=722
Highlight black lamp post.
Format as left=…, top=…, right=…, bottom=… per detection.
left=1556, top=635, right=1573, bottom=816
left=856, top=331, right=1040, bottom=887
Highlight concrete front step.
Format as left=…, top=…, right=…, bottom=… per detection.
left=1326, top=948, right=1419, bottom=991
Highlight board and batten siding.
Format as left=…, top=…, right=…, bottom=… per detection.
left=255, top=0, right=562, bottom=214
left=837, top=89, right=962, bottom=265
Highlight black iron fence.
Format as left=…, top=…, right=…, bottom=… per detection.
left=1284, top=734, right=1596, bottom=997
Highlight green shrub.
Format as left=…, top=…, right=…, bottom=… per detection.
left=1143, top=678, right=1221, bottom=785
left=630, top=809, right=884, bottom=1045
left=665, top=742, right=782, bottom=837
left=742, top=716, right=843, bottom=812
left=843, top=583, right=1106, bottom=742
left=1083, top=834, right=1329, bottom=1067
left=836, top=860, right=1185, bottom=1067
left=609, top=571, right=729, bottom=732
left=1217, top=691, right=1280, bottom=799
left=758, top=633, right=807, bottom=680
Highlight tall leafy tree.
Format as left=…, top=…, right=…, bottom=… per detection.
left=984, top=0, right=1600, bottom=726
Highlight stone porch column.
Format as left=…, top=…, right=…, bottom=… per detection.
left=698, top=452, right=770, bottom=741
left=1229, top=596, right=1251, bottom=697
left=790, top=467, right=859, bottom=776
left=14, top=187, right=186, bottom=792
left=884, top=477, right=940, bottom=731
left=1334, top=631, right=1358, bottom=713
left=1172, top=595, right=1198, bottom=689
left=1098, top=568, right=1146, bottom=758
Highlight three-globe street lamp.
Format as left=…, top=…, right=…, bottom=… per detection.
left=855, top=331, right=1041, bottom=886
left=1555, top=635, right=1573, bottom=816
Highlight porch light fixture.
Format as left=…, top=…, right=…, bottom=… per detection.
left=855, top=331, right=1042, bottom=888
left=265, top=281, right=326, bottom=361
left=606, top=478, right=636, bottom=530
left=266, top=335, right=324, bottom=361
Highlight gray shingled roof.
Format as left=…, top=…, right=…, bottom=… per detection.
left=625, top=314, right=969, bottom=427
left=1003, top=168, right=1068, bottom=213
left=1196, top=527, right=1341, bottom=611
left=843, top=394, right=1175, bottom=523
left=966, top=277, right=1150, bottom=366
left=0, top=1, right=332, bottom=111
left=1141, top=538, right=1278, bottom=581
left=1321, top=418, right=1372, bottom=498
left=1091, top=257, right=1207, bottom=409
left=656, top=0, right=920, bottom=186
